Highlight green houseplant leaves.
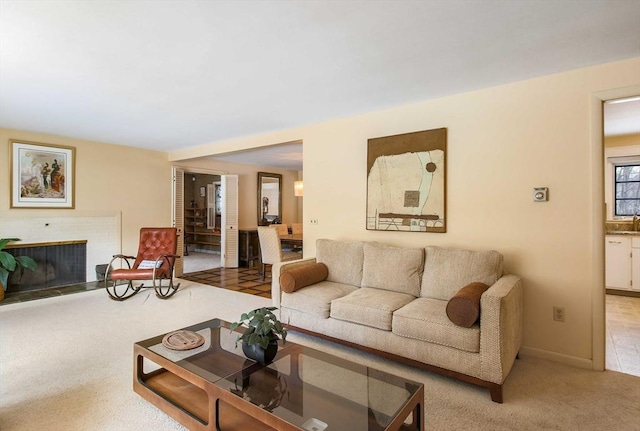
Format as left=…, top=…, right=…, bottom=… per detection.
left=230, top=306, right=287, bottom=350
left=0, top=238, right=38, bottom=291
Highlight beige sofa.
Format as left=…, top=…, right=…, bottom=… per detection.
left=272, top=239, right=523, bottom=403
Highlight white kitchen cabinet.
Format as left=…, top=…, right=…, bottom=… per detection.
left=632, top=237, right=640, bottom=291
left=605, top=235, right=640, bottom=291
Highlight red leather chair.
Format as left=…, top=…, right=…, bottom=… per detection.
left=105, top=227, right=180, bottom=301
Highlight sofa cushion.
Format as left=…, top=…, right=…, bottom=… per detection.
left=280, top=263, right=329, bottom=293
left=392, top=297, right=480, bottom=353
left=316, top=239, right=365, bottom=287
left=330, top=288, right=415, bottom=331
left=281, top=281, right=357, bottom=318
left=421, top=246, right=503, bottom=300
left=446, top=282, right=489, bottom=327
left=361, top=242, right=424, bottom=296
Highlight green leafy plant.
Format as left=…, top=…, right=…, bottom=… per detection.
left=0, top=238, right=38, bottom=291
left=230, top=306, right=287, bottom=349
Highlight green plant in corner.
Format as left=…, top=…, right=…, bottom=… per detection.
left=0, top=238, right=38, bottom=291
left=230, top=306, right=287, bottom=349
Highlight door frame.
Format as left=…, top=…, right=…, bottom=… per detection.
left=590, top=85, right=640, bottom=371
left=172, top=165, right=228, bottom=276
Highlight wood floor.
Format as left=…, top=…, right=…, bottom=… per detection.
left=606, top=294, right=640, bottom=377
left=180, top=267, right=273, bottom=298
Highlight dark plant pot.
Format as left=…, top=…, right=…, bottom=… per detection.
left=242, top=339, right=278, bottom=364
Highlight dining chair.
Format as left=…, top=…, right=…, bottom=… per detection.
left=291, top=223, right=303, bottom=234
left=274, top=224, right=289, bottom=236
left=257, top=226, right=300, bottom=280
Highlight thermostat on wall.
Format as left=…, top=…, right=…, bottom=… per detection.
left=533, top=187, right=548, bottom=202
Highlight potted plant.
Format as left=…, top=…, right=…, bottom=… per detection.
left=230, top=306, right=287, bottom=364
left=0, top=238, right=37, bottom=300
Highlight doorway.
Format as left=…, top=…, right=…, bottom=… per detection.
left=183, top=172, right=222, bottom=274
left=602, top=95, right=640, bottom=377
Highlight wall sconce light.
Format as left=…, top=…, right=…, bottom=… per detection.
left=294, top=181, right=304, bottom=197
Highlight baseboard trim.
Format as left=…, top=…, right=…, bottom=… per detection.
left=519, top=346, right=593, bottom=369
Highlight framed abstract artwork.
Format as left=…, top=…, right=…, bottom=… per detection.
left=366, top=128, right=446, bottom=232
left=10, top=140, right=75, bottom=208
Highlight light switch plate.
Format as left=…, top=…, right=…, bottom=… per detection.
left=533, top=187, right=548, bottom=202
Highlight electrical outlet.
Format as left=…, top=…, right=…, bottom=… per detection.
left=310, top=219, right=319, bottom=225
left=553, top=306, right=565, bottom=322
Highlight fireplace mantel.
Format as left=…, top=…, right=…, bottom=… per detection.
left=5, top=240, right=87, bottom=249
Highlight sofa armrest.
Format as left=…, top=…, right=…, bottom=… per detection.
left=271, top=258, right=317, bottom=311
left=479, top=274, right=523, bottom=384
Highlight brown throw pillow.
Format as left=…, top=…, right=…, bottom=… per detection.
left=280, top=263, right=329, bottom=293
left=446, top=282, right=490, bottom=327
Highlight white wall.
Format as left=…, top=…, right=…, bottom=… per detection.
left=170, top=58, right=640, bottom=366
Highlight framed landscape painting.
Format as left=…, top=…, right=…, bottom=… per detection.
left=366, top=128, right=446, bottom=233
left=10, top=140, right=75, bottom=208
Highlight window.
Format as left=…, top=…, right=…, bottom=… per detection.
left=614, top=164, right=640, bottom=216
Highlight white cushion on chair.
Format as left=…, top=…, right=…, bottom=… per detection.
left=138, top=259, right=162, bottom=269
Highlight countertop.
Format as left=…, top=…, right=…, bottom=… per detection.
left=606, top=231, right=640, bottom=236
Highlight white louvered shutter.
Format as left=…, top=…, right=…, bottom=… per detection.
left=172, top=167, right=185, bottom=276
left=221, top=174, right=239, bottom=267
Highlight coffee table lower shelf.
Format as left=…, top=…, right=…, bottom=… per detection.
left=137, top=367, right=276, bottom=431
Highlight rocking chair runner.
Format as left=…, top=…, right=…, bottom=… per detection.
left=105, top=227, right=181, bottom=301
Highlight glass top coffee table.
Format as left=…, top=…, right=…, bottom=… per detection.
left=134, top=318, right=424, bottom=431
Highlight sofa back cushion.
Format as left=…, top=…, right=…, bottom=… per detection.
left=421, top=246, right=503, bottom=300
left=316, top=239, right=365, bottom=287
left=362, top=242, right=424, bottom=296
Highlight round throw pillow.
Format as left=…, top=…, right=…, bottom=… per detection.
left=446, top=282, right=490, bottom=327
left=280, top=263, right=329, bottom=293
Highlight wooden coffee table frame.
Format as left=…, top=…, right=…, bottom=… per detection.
left=134, top=320, right=424, bottom=431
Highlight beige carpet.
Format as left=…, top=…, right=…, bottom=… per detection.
left=1, top=281, right=639, bottom=431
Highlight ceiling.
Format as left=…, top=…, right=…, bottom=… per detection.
left=1, top=1, right=639, bottom=171
left=604, top=98, right=640, bottom=138
left=211, top=140, right=303, bottom=171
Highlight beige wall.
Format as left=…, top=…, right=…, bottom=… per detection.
left=2, top=57, right=639, bottom=367
left=173, top=158, right=301, bottom=229
left=170, top=58, right=640, bottom=366
left=604, top=133, right=640, bottom=148
left=0, top=128, right=172, bottom=254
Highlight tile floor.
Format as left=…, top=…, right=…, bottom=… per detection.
left=605, top=294, right=640, bottom=377
left=1, top=267, right=270, bottom=305
left=1, top=281, right=104, bottom=305
left=180, top=267, right=272, bottom=298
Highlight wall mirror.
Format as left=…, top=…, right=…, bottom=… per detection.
left=258, top=172, right=282, bottom=226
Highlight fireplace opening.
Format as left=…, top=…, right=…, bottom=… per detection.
left=5, top=241, right=87, bottom=294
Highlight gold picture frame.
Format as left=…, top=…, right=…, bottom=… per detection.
left=10, top=140, right=76, bottom=209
